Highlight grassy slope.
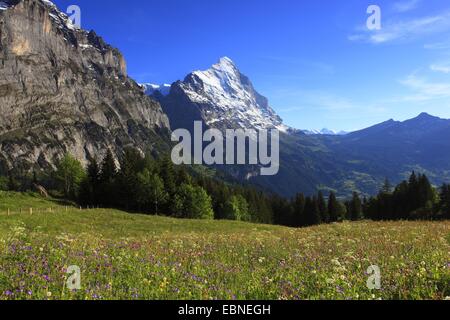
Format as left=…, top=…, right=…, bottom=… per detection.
left=0, top=192, right=449, bottom=300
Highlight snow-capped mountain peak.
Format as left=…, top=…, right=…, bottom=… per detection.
left=209, top=56, right=240, bottom=77
left=170, top=57, right=289, bottom=132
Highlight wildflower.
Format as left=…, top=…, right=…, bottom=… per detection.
left=331, top=258, right=341, bottom=267
left=46, top=291, right=52, bottom=298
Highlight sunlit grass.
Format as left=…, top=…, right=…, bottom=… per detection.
left=0, top=192, right=448, bottom=300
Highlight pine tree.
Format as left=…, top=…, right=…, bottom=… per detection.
left=404, top=173, right=436, bottom=219
left=439, top=184, right=450, bottom=220
left=88, top=158, right=100, bottom=181
left=159, top=156, right=176, bottom=194
left=176, top=165, right=192, bottom=186
left=328, top=191, right=340, bottom=222
left=349, top=192, right=363, bottom=221
left=159, top=156, right=176, bottom=214
left=364, top=197, right=378, bottom=220
left=317, top=191, right=329, bottom=223
left=100, top=149, right=117, bottom=183
left=293, top=193, right=306, bottom=227
left=393, top=181, right=408, bottom=219
left=381, top=178, right=392, bottom=194
left=78, top=158, right=99, bottom=206
left=417, top=174, right=434, bottom=209
left=255, top=193, right=273, bottom=224
left=408, top=171, right=420, bottom=212
left=99, top=149, right=117, bottom=207
left=304, top=196, right=321, bottom=226
left=118, top=148, right=143, bottom=210
left=271, top=196, right=293, bottom=226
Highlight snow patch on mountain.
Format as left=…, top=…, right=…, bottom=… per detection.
left=40, top=0, right=80, bottom=31
left=0, top=0, right=17, bottom=10
left=0, top=3, right=10, bottom=10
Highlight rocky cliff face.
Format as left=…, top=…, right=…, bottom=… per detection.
left=0, top=0, right=171, bottom=173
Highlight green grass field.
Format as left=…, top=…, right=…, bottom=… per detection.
left=0, top=191, right=448, bottom=300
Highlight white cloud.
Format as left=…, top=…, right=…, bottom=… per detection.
left=392, top=0, right=421, bottom=13
left=424, top=41, right=450, bottom=50
left=276, top=90, right=388, bottom=117
left=399, top=73, right=450, bottom=101
left=430, top=63, right=450, bottom=74
left=275, top=90, right=357, bottom=112
left=349, top=11, right=450, bottom=44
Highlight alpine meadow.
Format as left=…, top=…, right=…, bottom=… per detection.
left=0, top=0, right=449, bottom=305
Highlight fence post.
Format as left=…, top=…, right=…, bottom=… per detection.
left=30, top=208, right=33, bottom=215
left=7, top=208, right=10, bottom=216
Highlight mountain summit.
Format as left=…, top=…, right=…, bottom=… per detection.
left=151, top=57, right=289, bottom=133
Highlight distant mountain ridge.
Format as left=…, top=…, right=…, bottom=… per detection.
left=303, top=128, right=349, bottom=136
left=148, top=58, right=450, bottom=197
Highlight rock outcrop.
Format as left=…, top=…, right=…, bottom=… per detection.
left=0, top=0, right=171, bottom=173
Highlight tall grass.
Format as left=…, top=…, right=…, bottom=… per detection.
left=0, top=192, right=448, bottom=300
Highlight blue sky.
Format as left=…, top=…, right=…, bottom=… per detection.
left=53, top=0, right=450, bottom=131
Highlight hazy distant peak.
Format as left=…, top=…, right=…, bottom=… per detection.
left=303, top=128, right=348, bottom=136
left=140, top=83, right=171, bottom=96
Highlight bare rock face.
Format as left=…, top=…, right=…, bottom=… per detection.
left=0, top=0, right=171, bottom=173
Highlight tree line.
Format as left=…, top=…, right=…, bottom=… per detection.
left=50, top=148, right=272, bottom=222
left=364, top=173, right=449, bottom=221
left=1, top=149, right=449, bottom=226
